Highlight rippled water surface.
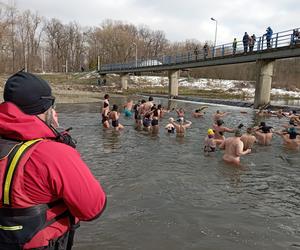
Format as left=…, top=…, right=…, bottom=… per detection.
left=56, top=96, right=300, bottom=250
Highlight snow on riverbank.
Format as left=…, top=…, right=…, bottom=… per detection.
left=130, top=76, right=300, bottom=98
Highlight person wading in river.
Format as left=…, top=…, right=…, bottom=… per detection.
left=0, top=71, right=106, bottom=249
left=240, top=127, right=257, bottom=150
left=219, top=129, right=251, bottom=165
left=212, top=119, right=235, bottom=142
left=276, top=127, right=300, bottom=150
left=170, top=117, right=192, bottom=136
left=213, top=110, right=231, bottom=122
left=254, top=122, right=274, bottom=145
left=109, top=104, right=124, bottom=131
left=101, top=94, right=110, bottom=128
left=204, top=128, right=223, bottom=155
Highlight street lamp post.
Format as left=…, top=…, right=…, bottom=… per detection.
left=132, top=42, right=137, bottom=67
left=210, top=17, right=218, bottom=57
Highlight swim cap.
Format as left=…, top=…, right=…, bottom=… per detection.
left=260, top=122, right=266, bottom=127
left=178, top=117, right=184, bottom=123
left=207, top=129, right=214, bottom=135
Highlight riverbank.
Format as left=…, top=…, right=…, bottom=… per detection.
left=1, top=72, right=300, bottom=109
left=0, top=73, right=106, bottom=103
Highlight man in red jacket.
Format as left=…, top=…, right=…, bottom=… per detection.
left=0, top=71, right=106, bottom=249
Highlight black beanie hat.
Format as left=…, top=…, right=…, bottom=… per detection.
left=4, top=71, right=54, bottom=115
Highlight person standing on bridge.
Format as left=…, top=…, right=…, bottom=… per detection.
left=242, top=32, right=250, bottom=53
left=194, top=46, right=199, bottom=60
left=203, top=42, right=209, bottom=59
left=232, top=38, right=237, bottom=55
left=292, top=29, right=300, bottom=45
left=265, top=26, right=273, bottom=49
left=249, top=34, right=256, bottom=52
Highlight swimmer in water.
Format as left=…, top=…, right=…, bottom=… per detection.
left=254, top=121, right=273, bottom=145
left=133, top=101, right=143, bottom=129
left=103, top=94, right=110, bottom=108
left=203, top=128, right=223, bottom=155
left=192, top=107, right=207, bottom=118
left=151, top=106, right=160, bottom=134
left=165, top=117, right=176, bottom=134
left=109, top=104, right=124, bottom=131
left=219, top=129, right=251, bottom=165
left=240, top=127, right=257, bottom=150
left=101, top=95, right=110, bottom=129
left=143, top=96, right=154, bottom=113
left=142, top=112, right=152, bottom=131
left=213, top=110, right=231, bottom=122
left=170, top=117, right=192, bottom=136
left=212, top=119, right=235, bottom=143
left=123, top=99, right=133, bottom=117
left=176, top=108, right=185, bottom=121
left=276, top=127, right=300, bottom=150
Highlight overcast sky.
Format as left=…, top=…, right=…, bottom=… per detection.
left=10, top=0, right=299, bottom=44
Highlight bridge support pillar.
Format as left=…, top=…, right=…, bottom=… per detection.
left=120, top=74, right=129, bottom=90
left=168, top=70, right=179, bottom=98
left=254, top=60, right=275, bottom=109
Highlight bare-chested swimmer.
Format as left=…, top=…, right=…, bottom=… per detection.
left=170, top=117, right=192, bottom=136
left=123, top=100, right=133, bottom=117
left=192, top=106, right=207, bottom=118
left=133, top=101, right=143, bottom=129
left=240, top=127, right=257, bottom=150
left=213, top=110, right=231, bottom=122
left=254, top=122, right=273, bottom=145
left=143, top=96, right=154, bottom=113
left=165, top=118, right=175, bottom=134
left=275, top=127, right=300, bottom=150
left=219, top=129, right=251, bottom=165
left=175, top=108, right=186, bottom=122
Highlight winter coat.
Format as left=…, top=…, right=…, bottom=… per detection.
left=0, top=102, right=106, bottom=249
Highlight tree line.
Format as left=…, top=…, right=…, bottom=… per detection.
left=0, top=2, right=207, bottom=74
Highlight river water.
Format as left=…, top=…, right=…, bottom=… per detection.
left=56, top=96, right=300, bottom=250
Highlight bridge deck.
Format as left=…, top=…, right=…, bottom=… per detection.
left=99, top=28, right=300, bottom=74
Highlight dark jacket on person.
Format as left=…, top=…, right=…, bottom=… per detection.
left=265, top=27, right=273, bottom=39
left=243, top=33, right=250, bottom=44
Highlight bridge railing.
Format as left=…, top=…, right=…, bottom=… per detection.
left=100, top=28, right=300, bottom=71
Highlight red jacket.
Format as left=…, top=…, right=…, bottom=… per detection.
left=0, top=102, right=106, bottom=249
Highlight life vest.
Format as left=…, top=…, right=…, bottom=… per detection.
left=0, top=138, right=78, bottom=250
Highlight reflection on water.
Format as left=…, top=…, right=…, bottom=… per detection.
left=101, top=129, right=121, bottom=153
left=56, top=97, right=300, bottom=250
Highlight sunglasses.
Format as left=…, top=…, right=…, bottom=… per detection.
left=40, top=96, right=56, bottom=108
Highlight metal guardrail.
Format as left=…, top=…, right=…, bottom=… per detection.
left=100, top=28, right=300, bottom=72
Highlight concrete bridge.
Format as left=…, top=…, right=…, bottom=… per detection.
left=99, top=28, right=300, bottom=108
